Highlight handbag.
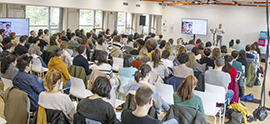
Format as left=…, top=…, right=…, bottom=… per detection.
left=227, top=111, right=243, bottom=124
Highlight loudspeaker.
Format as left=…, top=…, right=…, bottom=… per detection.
left=139, top=16, right=146, bottom=26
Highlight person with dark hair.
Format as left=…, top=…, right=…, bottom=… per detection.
left=195, top=39, right=202, bottom=45
left=110, top=29, right=118, bottom=40
left=233, top=39, right=244, bottom=51
left=9, top=32, right=17, bottom=46
left=68, top=33, right=79, bottom=49
left=80, top=29, right=85, bottom=37
left=119, top=54, right=137, bottom=78
left=223, top=55, right=237, bottom=78
left=47, top=35, right=59, bottom=53
left=191, top=47, right=201, bottom=60
left=2, top=36, right=11, bottom=47
left=130, top=42, right=140, bottom=55
left=161, top=50, right=173, bottom=68
left=90, top=51, right=113, bottom=78
left=237, top=50, right=248, bottom=77
left=14, top=36, right=28, bottom=56
left=37, top=31, right=48, bottom=51
left=231, top=51, right=243, bottom=72
left=0, top=54, right=18, bottom=80
left=173, top=52, right=194, bottom=78
left=77, top=76, right=120, bottom=124
left=80, top=36, right=92, bottom=60
left=146, top=38, right=158, bottom=59
left=91, top=29, right=98, bottom=44
left=73, top=45, right=92, bottom=79
left=245, top=44, right=256, bottom=66
left=105, top=29, right=111, bottom=41
left=185, top=40, right=195, bottom=51
left=220, top=45, right=228, bottom=57
left=137, top=34, right=145, bottom=46
left=86, top=32, right=94, bottom=49
left=147, top=49, right=170, bottom=79
left=144, top=32, right=152, bottom=42
left=112, top=35, right=124, bottom=50
left=38, top=69, right=76, bottom=123
left=0, top=29, right=5, bottom=42
left=122, top=86, right=178, bottom=124
left=133, top=32, right=139, bottom=41
left=158, top=40, right=166, bottom=53
left=42, top=29, right=50, bottom=43
left=96, top=36, right=108, bottom=52
left=13, top=55, right=46, bottom=112
left=174, top=75, right=204, bottom=115
left=127, top=64, right=170, bottom=113
left=227, top=39, right=235, bottom=55
left=157, top=35, right=163, bottom=45
left=205, top=41, right=212, bottom=48
left=66, top=28, right=72, bottom=40
left=205, top=57, right=233, bottom=106
left=168, top=38, right=174, bottom=45
left=48, top=47, right=71, bottom=93
left=200, top=48, right=215, bottom=68
left=30, top=37, right=42, bottom=56
left=124, top=34, right=134, bottom=48
left=197, top=42, right=205, bottom=58
left=0, top=43, right=14, bottom=59
left=150, top=33, right=156, bottom=38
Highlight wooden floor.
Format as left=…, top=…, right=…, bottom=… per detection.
left=205, top=63, right=270, bottom=124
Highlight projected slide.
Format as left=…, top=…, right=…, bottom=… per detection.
left=181, top=18, right=208, bottom=35
left=0, top=18, right=29, bottom=36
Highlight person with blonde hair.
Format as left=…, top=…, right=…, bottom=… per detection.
left=38, top=69, right=76, bottom=123
left=136, top=47, right=150, bottom=62
left=186, top=52, right=205, bottom=72
left=177, top=46, right=187, bottom=56
left=173, top=75, right=205, bottom=115
left=210, top=47, right=221, bottom=60
left=61, top=30, right=69, bottom=42
left=60, top=41, right=73, bottom=67
left=165, top=42, right=176, bottom=60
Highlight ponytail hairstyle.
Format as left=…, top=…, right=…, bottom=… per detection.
left=222, top=55, right=233, bottom=73
left=134, top=64, right=152, bottom=82
left=1, top=54, right=17, bottom=73
left=45, top=69, right=62, bottom=91
left=151, top=49, right=161, bottom=68
left=177, top=75, right=198, bottom=102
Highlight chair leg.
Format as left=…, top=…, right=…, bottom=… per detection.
left=213, top=115, right=216, bottom=124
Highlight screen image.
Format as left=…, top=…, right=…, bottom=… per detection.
left=181, top=18, right=208, bottom=35
left=0, top=18, right=29, bottom=36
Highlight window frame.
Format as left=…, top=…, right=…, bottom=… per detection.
left=79, top=9, right=103, bottom=33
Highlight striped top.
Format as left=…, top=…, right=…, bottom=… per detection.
left=91, top=63, right=113, bottom=78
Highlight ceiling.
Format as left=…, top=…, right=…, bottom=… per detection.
left=141, top=0, right=270, bottom=7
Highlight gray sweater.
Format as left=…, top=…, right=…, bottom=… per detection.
left=205, top=70, right=231, bottom=92
left=0, top=65, right=19, bottom=81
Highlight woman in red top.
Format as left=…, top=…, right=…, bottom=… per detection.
left=223, top=55, right=237, bottom=78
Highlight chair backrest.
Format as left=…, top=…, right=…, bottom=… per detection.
left=205, top=83, right=225, bottom=103
left=1, top=78, right=13, bottom=91
left=132, top=60, right=146, bottom=69
left=32, top=58, right=42, bottom=72
left=155, top=82, right=174, bottom=104
left=193, top=90, right=217, bottom=116
left=70, top=76, right=87, bottom=98
left=112, top=57, right=123, bottom=71
left=103, top=88, right=116, bottom=107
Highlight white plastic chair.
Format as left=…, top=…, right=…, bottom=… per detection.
left=205, top=83, right=227, bottom=124
left=0, top=117, right=6, bottom=124
left=31, top=58, right=48, bottom=79
left=155, top=82, right=174, bottom=105
left=70, top=76, right=93, bottom=101
left=1, top=78, right=13, bottom=91
left=194, top=90, right=220, bottom=124
left=112, top=57, right=123, bottom=72
left=103, top=88, right=125, bottom=108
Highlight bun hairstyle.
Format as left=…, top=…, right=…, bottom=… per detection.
left=1, top=54, right=16, bottom=73
left=134, top=64, right=152, bottom=82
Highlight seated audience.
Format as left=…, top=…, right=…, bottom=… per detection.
left=146, top=38, right=158, bottom=59
left=38, top=69, right=75, bottom=123
left=191, top=47, right=201, bottom=60
left=2, top=37, right=11, bottom=47
left=173, top=52, right=194, bottom=78
left=119, top=54, right=137, bottom=78
left=80, top=36, right=92, bottom=60
left=42, top=29, right=50, bottom=43
left=147, top=49, right=170, bottom=79
left=157, top=34, right=163, bottom=45
left=13, top=55, right=46, bottom=112
left=220, top=45, right=228, bottom=57
left=0, top=54, right=18, bottom=81
left=227, top=39, right=235, bottom=55
left=185, top=40, right=195, bottom=52
left=144, top=32, right=152, bottom=42
left=245, top=45, right=256, bottom=67
left=47, top=35, right=59, bottom=53
left=61, top=30, right=69, bottom=42
left=90, top=51, right=113, bottom=78
left=194, top=39, right=202, bottom=47
left=128, top=64, right=170, bottom=113
left=136, top=34, right=145, bottom=46
left=130, top=42, right=140, bottom=55
left=197, top=42, right=205, bottom=58
left=14, top=36, right=28, bottom=56
left=112, top=35, right=124, bottom=51
left=68, top=33, right=79, bottom=49
left=210, top=47, right=221, bottom=60
left=223, top=55, right=237, bottom=78
left=86, top=32, right=94, bottom=48
left=251, top=43, right=260, bottom=66
left=161, top=50, right=173, bottom=68
left=158, top=40, right=166, bottom=53
left=186, top=52, right=204, bottom=72
left=200, top=48, right=215, bottom=68
left=48, top=48, right=71, bottom=92
left=29, top=37, right=42, bottom=56
left=177, top=46, right=187, bottom=56
left=205, top=57, right=233, bottom=106
left=124, top=34, right=134, bottom=47
left=96, top=36, right=108, bottom=52
left=231, top=51, right=243, bottom=72
left=165, top=42, right=175, bottom=60
left=172, top=37, right=183, bottom=51
left=60, top=41, right=73, bottom=67
left=77, top=76, right=121, bottom=124
left=237, top=50, right=248, bottom=77
left=136, top=47, right=151, bottom=62
left=28, top=30, right=36, bottom=43
left=173, top=75, right=205, bottom=115
left=233, top=39, right=244, bottom=51
left=28, top=49, right=48, bottom=68
left=122, top=86, right=178, bottom=124
left=73, top=45, right=92, bottom=79
left=9, top=32, right=17, bottom=46
left=205, top=41, right=213, bottom=50
left=168, top=38, right=174, bottom=46
left=37, top=31, right=48, bottom=51
left=0, top=43, right=14, bottom=59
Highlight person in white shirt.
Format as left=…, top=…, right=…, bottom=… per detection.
left=161, top=50, right=173, bottom=68
left=214, top=23, right=225, bottom=47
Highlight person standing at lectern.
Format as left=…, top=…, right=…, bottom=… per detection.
left=214, top=23, right=225, bottom=47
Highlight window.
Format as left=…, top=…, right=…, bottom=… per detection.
left=79, top=10, right=103, bottom=34
left=151, top=15, right=155, bottom=33
left=117, top=13, right=132, bottom=34
left=143, top=14, right=149, bottom=35
left=26, top=6, right=61, bottom=36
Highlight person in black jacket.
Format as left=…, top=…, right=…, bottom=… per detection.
left=237, top=50, right=248, bottom=77
left=14, top=36, right=28, bottom=56
left=200, top=48, right=215, bottom=68
left=73, top=45, right=92, bottom=79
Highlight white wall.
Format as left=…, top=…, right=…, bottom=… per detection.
left=0, top=0, right=162, bottom=15
left=162, top=5, right=267, bottom=47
